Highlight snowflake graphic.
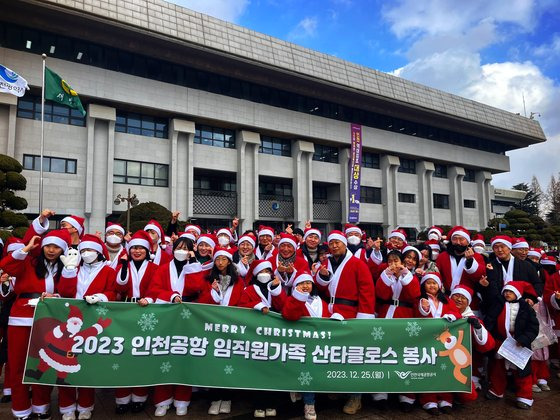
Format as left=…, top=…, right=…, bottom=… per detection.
left=405, top=321, right=422, bottom=337
left=341, top=320, right=348, bottom=325
left=224, top=365, right=234, bottom=375
left=180, top=308, right=192, bottom=320
left=137, top=313, right=158, bottom=332
left=96, top=306, right=109, bottom=316
left=404, top=379, right=410, bottom=386
left=370, top=326, right=385, bottom=341
left=298, top=372, right=313, bottom=386
left=440, top=363, right=447, bottom=371
left=160, top=362, right=172, bottom=373
left=112, top=363, right=119, bottom=371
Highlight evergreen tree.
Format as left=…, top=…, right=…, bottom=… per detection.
left=0, top=154, right=29, bottom=241
left=512, top=181, right=540, bottom=217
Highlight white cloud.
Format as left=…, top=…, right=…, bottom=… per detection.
left=168, top=0, right=250, bottom=22
left=288, top=17, right=318, bottom=40
left=533, top=34, right=560, bottom=58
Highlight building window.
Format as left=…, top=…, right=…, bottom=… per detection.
left=259, top=178, right=292, bottom=197
left=259, top=136, right=291, bottom=157
left=23, top=154, right=77, bottom=174
left=193, top=170, right=236, bottom=192
left=433, top=193, right=450, bottom=209
left=115, top=111, right=168, bottom=138
left=398, top=193, right=415, bottom=203
left=398, top=158, right=416, bottom=174
left=464, top=199, right=476, bottom=208
left=400, top=227, right=417, bottom=242
left=361, top=186, right=382, bottom=204
left=434, top=164, right=448, bottom=178
left=362, top=152, right=380, bottom=169
left=113, top=159, right=168, bottom=187
left=17, top=95, right=85, bottom=127
left=464, top=169, right=476, bottom=182
left=313, top=144, right=339, bottom=163
left=313, top=184, right=328, bottom=200
left=194, top=125, right=236, bottom=149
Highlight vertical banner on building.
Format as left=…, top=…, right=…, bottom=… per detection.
left=348, top=124, right=362, bottom=223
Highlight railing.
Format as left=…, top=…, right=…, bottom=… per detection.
left=259, top=195, right=294, bottom=218
left=313, top=199, right=342, bottom=221
left=193, top=189, right=237, bottom=216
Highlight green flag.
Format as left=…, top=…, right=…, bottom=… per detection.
left=44, top=67, right=86, bottom=116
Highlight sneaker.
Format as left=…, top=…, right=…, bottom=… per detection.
left=219, top=400, right=231, bottom=414
left=532, top=384, right=541, bottom=393
left=539, top=383, right=551, bottom=391
left=62, top=413, right=76, bottom=420
left=254, top=409, right=266, bottom=418
left=154, top=405, right=169, bottom=417
left=342, top=396, right=361, bottom=415
left=78, top=410, right=92, bottom=420
left=304, top=404, right=317, bottom=420
left=290, top=392, right=302, bottom=403
left=208, top=400, right=221, bottom=415
left=265, top=408, right=277, bottom=416
left=516, top=401, right=531, bottom=410
left=176, top=406, right=188, bottom=416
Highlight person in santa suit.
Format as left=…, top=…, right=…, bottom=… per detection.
left=424, top=239, right=441, bottom=262
left=373, top=249, right=419, bottom=412
left=314, top=230, right=375, bottom=415
left=401, top=246, right=423, bottom=279
left=143, top=220, right=173, bottom=266
left=104, top=223, right=128, bottom=270
left=55, top=234, right=116, bottom=420
left=449, top=286, right=495, bottom=402
left=427, top=226, right=447, bottom=252
left=254, top=226, right=275, bottom=260
left=542, top=255, right=560, bottom=377
left=296, top=227, right=322, bottom=271
left=415, top=272, right=461, bottom=415
left=23, top=209, right=83, bottom=250
left=483, top=281, right=539, bottom=409
left=232, top=234, right=256, bottom=281
left=268, top=233, right=310, bottom=292
left=215, top=228, right=238, bottom=253
left=344, top=224, right=373, bottom=263
left=0, top=229, right=71, bottom=420
left=415, top=243, right=439, bottom=276
left=148, top=236, right=205, bottom=417
left=511, top=237, right=530, bottom=261
left=470, top=234, right=490, bottom=263
left=113, top=230, right=159, bottom=414
left=368, top=228, right=408, bottom=281
left=527, top=247, right=543, bottom=265
left=195, top=234, right=217, bottom=274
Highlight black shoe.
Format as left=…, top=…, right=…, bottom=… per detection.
left=427, top=407, right=440, bottom=416
left=56, top=377, right=70, bottom=386
left=16, top=416, right=32, bottom=420
left=0, top=394, right=11, bottom=403
left=115, top=403, right=130, bottom=415
left=399, top=402, right=414, bottom=413
left=37, top=412, right=51, bottom=420
left=131, top=402, right=146, bottom=413
left=516, top=401, right=531, bottom=410
left=485, top=391, right=499, bottom=400
left=440, top=406, right=452, bottom=414
left=25, top=369, right=42, bottom=380
left=373, top=399, right=389, bottom=411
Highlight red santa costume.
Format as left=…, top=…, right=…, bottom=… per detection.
left=542, top=256, right=560, bottom=379
left=0, top=229, right=71, bottom=418
left=198, top=249, right=244, bottom=306
left=104, top=223, right=128, bottom=270
left=196, top=234, right=217, bottom=274
left=233, top=235, right=255, bottom=280
left=268, top=234, right=310, bottom=290
left=238, top=260, right=286, bottom=312
left=314, top=231, right=375, bottom=320
left=369, top=229, right=408, bottom=281
left=144, top=220, right=173, bottom=266
left=254, top=226, right=275, bottom=260
left=344, top=224, right=369, bottom=262
left=282, top=273, right=329, bottom=320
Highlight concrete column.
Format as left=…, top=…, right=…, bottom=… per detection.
left=169, top=119, right=195, bottom=217
left=293, top=140, right=315, bottom=228
left=0, top=93, right=17, bottom=156
left=339, top=147, right=351, bottom=224
left=417, top=160, right=435, bottom=231
left=84, top=104, right=116, bottom=233
left=381, top=155, right=400, bottom=235
left=237, top=130, right=260, bottom=232
left=477, top=171, right=493, bottom=229
left=448, top=166, right=466, bottom=226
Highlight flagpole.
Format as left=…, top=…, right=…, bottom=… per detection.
left=39, top=53, right=46, bottom=212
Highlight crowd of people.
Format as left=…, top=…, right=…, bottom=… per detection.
left=0, top=209, right=558, bottom=420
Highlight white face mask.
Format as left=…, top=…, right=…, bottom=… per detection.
left=174, top=249, right=189, bottom=261
left=218, top=236, right=230, bottom=246
left=347, top=236, right=361, bottom=246
left=431, top=251, right=439, bottom=261
left=80, top=251, right=98, bottom=264
left=428, top=233, right=440, bottom=241
left=105, top=234, right=121, bottom=245
left=256, top=273, right=271, bottom=283
left=473, top=246, right=485, bottom=254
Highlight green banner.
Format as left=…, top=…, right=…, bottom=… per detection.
left=44, top=67, right=86, bottom=116
left=24, top=299, right=472, bottom=393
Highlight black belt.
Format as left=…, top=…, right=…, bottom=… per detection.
left=330, top=297, right=358, bottom=307
left=19, top=293, right=42, bottom=299
left=376, top=298, right=413, bottom=308
left=182, top=295, right=198, bottom=302
left=125, top=297, right=138, bottom=303
left=48, top=343, right=74, bottom=358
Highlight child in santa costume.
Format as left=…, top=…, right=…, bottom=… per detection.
left=0, top=229, right=71, bottom=420
left=144, top=220, right=173, bottom=266
left=373, top=249, right=419, bottom=412
left=484, top=281, right=539, bottom=409
left=232, top=234, right=256, bottom=280
left=416, top=272, right=461, bottom=415
left=148, top=236, right=205, bottom=417
left=368, top=228, right=408, bottom=281
left=113, top=230, right=159, bottom=414
left=104, top=223, right=128, bottom=270
left=56, top=234, right=116, bottom=420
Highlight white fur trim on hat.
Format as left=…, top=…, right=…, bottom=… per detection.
left=402, top=246, right=421, bottom=262
left=185, top=225, right=201, bottom=235
left=258, top=228, right=274, bottom=238
left=512, top=241, right=529, bottom=249
left=197, top=236, right=216, bottom=249
left=61, top=216, right=83, bottom=235
left=238, top=236, right=256, bottom=248
left=527, top=250, right=541, bottom=258
left=180, top=233, right=196, bottom=241
left=127, top=238, right=151, bottom=250
left=105, top=225, right=125, bottom=235
left=42, top=236, right=68, bottom=253
left=421, top=273, right=441, bottom=288
left=144, top=224, right=161, bottom=238
left=293, top=273, right=314, bottom=287
left=491, top=238, right=512, bottom=249
left=540, top=259, right=556, bottom=266
left=451, top=230, right=471, bottom=242
left=327, top=233, right=347, bottom=245
left=213, top=250, right=232, bottom=261
left=345, top=227, right=362, bottom=236
left=471, top=239, right=485, bottom=247
left=78, top=241, right=103, bottom=255
left=253, top=260, right=272, bottom=275
left=217, top=228, right=233, bottom=239
left=502, top=284, right=521, bottom=300
left=451, top=287, right=472, bottom=304
left=388, top=231, right=406, bottom=241
left=278, top=237, right=297, bottom=249
left=303, top=229, right=321, bottom=240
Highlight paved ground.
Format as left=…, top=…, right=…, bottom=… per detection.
left=0, top=370, right=559, bottom=419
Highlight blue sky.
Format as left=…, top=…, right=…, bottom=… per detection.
left=170, top=0, right=560, bottom=190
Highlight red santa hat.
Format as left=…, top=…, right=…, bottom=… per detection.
left=250, top=259, right=272, bottom=276
left=257, top=225, right=275, bottom=238
left=388, top=229, right=407, bottom=242
left=293, top=273, right=314, bottom=287
left=303, top=227, right=322, bottom=241
left=3, top=237, right=24, bottom=257
left=42, top=229, right=72, bottom=253
left=451, top=285, right=473, bottom=305
left=78, top=234, right=109, bottom=260
left=402, top=245, right=421, bottom=262
left=502, top=281, right=526, bottom=300
left=216, top=228, right=233, bottom=240
left=491, top=235, right=512, bottom=249
left=528, top=247, right=542, bottom=258
left=428, top=226, right=444, bottom=239
left=512, top=237, right=529, bottom=249
left=197, top=234, right=217, bottom=249
left=344, top=223, right=362, bottom=236
left=179, top=232, right=196, bottom=241
left=144, top=220, right=164, bottom=243
left=425, top=239, right=440, bottom=251
left=185, top=224, right=201, bottom=235
left=213, top=246, right=233, bottom=261
left=65, top=302, right=83, bottom=324
left=105, top=222, right=125, bottom=236
left=127, top=230, right=152, bottom=251
left=471, top=234, right=485, bottom=247
left=327, top=230, right=347, bottom=246
left=448, top=226, right=471, bottom=242
left=61, top=215, right=85, bottom=236
left=238, top=235, right=255, bottom=248
left=164, top=236, right=171, bottom=244
left=278, top=233, right=297, bottom=249
left=421, top=272, right=442, bottom=288
left=540, top=255, right=556, bottom=266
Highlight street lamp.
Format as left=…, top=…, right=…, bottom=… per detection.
left=114, top=188, right=139, bottom=233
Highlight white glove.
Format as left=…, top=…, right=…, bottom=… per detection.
left=60, top=249, right=80, bottom=270
left=85, top=295, right=100, bottom=305
left=442, top=314, right=456, bottom=322
left=330, top=313, right=345, bottom=321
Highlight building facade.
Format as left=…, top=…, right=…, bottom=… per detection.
left=0, top=0, right=546, bottom=237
